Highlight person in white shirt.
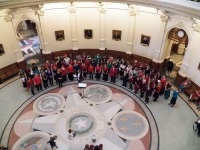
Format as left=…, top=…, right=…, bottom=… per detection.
left=64, top=54, right=70, bottom=65
left=68, top=129, right=76, bottom=140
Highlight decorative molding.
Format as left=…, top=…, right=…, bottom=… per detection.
left=99, top=3, right=106, bottom=14
left=3, top=9, right=13, bottom=22
left=69, top=2, right=76, bottom=13
left=192, top=18, right=200, bottom=32
left=128, top=5, right=137, bottom=16
left=160, top=13, right=168, bottom=22
left=177, top=22, right=184, bottom=29
left=37, top=5, right=44, bottom=16
left=21, top=14, right=29, bottom=20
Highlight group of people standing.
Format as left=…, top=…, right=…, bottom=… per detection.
left=18, top=52, right=180, bottom=106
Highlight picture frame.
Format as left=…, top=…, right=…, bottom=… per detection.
left=84, top=29, right=93, bottom=39
left=198, top=63, right=200, bottom=70
left=140, top=34, right=151, bottom=47
left=112, top=30, right=121, bottom=41
left=55, top=30, right=65, bottom=41
left=0, top=44, right=5, bottom=56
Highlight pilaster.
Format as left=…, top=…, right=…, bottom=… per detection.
left=69, top=2, right=78, bottom=50
left=99, top=3, right=106, bottom=51
left=179, top=18, right=200, bottom=76
left=127, top=5, right=137, bottom=54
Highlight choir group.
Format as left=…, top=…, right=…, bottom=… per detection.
left=18, top=53, right=177, bottom=105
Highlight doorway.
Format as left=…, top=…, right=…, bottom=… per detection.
left=16, top=20, right=43, bottom=67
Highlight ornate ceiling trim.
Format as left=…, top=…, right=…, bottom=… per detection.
left=0, top=0, right=200, bottom=19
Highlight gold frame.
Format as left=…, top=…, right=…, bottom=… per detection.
left=55, top=30, right=65, bottom=41
left=0, top=44, right=5, bottom=56
left=112, top=30, right=121, bottom=41
left=198, top=63, right=200, bottom=70
left=140, top=34, right=151, bottom=47
left=84, top=29, right=93, bottom=39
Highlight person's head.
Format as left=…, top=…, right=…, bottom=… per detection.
left=84, top=144, right=90, bottom=150
left=46, top=60, right=49, bottom=63
left=50, top=137, right=55, bottom=141
left=32, top=63, right=35, bottom=66
left=94, top=145, right=100, bottom=150
left=68, top=129, right=72, bottom=133
left=57, top=69, right=60, bottom=73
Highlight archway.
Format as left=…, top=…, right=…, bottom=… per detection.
left=16, top=20, right=43, bottom=67
left=162, top=27, right=188, bottom=80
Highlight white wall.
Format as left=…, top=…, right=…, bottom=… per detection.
left=0, top=16, right=17, bottom=69
left=76, top=7, right=100, bottom=49
left=44, top=8, right=72, bottom=51
left=133, top=11, right=161, bottom=59
left=105, top=8, right=129, bottom=52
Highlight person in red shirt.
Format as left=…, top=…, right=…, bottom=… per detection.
left=153, top=81, right=161, bottom=101
left=81, top=63, right=87, bottom=78
left=140, top=79, right=146, bottom=98
left=95, top=64, right=101, bottom=80
left=60, top=65, right=67, bottom=82
left=109, top=65, right=118, bottom=83
left=51, top=61, right=57, bottom=71
left=85, top=58, right=91, bottom=68
left=33, top=74, right=42, bottom=92
left=26, top=78, right=35, bottom=95
left=134, top=77, right=140, bottom=94
left=160, top=76, right=167, bottom=95
left=67, top=64, right=74, bottom=81
left=102, top=64, right=108, bottom=81
left=45, top=60, right=51, bottom=69
left=88, top=64, right=94, bottom=80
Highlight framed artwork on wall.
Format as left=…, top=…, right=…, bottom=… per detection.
left=198, top=63, right=200, bottom=70
left=140, top=34, right=151, bottom=47
left=55, top=30, right=65, bottom=41
left=112, top=30, right=121, bottom=41
left=84, top=29, right=93, bottom=39
left=0, top=44, right=5, bottom=56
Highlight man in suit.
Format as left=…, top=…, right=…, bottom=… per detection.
left=142, top=37, right=148, bottom=45
left=166, top=59, right=174, bottom=75
left=113, top=32, right=121, bottom=40
left=109, top=65, right=118, bottom=83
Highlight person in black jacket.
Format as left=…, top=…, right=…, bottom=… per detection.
left=122, top=70, right=129, bottom=87
left=166, top=59, right=174, bottom=75
left=145, top=86, right=152, bottom=104
left=47, top=137, right=58, bottom=150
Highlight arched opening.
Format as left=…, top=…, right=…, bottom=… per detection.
left=16, top=20, right=43, bottom=66
left=163, top=27, right=188, bottom=80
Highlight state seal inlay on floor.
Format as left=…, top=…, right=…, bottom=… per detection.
left=6, top=82, right=158, bottom=150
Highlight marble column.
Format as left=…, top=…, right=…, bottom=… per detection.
left=126, top=6, right=137, bottom=54
left=3, top=9, right=24, bottom=63
left=152, top=12, right=168, bottom=64
left=69, top=3, right=78, bottom=50
left=179, top=19, right=200, bottom=77
left=177, top=43, right=185, bottom=55
left=37, top=6, right=51, bottom=55
left=22, top=20, right=28, bottom=30
left=163, top=39, right=174, bottom=59
left=99, top=4, right=106, bottom=51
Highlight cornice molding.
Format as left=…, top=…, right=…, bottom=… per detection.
left=0, top=0, right=200, bottom=19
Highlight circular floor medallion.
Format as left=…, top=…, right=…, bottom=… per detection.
left=112, top=111, right=149, bottom=140
left=56, top=106, right=106, bottom=146
left=84, top=85, right=112, bottom=104
left=33, top=93, right=65, bottom=115
left=12, top=131, right=50, bottom=150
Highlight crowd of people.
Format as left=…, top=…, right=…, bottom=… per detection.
left=18, top=53, right=199, bottom=107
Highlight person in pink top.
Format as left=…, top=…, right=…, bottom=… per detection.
left=109, top=65, right=118, bottom=83
left=33, top=74, right=42, bottom=92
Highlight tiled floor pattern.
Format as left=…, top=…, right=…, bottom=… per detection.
left=0, top=76, right=200, bottom=150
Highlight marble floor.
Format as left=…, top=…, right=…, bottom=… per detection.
left=0, top=76, right=200, bottom=150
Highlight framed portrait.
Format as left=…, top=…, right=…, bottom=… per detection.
left=112, top=30, right=121, bottom=41
left=0, top=44, right=5, bottom=56
left=140, top=34, right=151, bottom=47
left=84, top=29, right=93, bottom=39
left=198, top=63, right=200, bottom=70
left=55, top=30, right=65, bottom=41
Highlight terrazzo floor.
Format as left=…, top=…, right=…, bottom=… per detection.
left=0, top=76, right=200, bottom=150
